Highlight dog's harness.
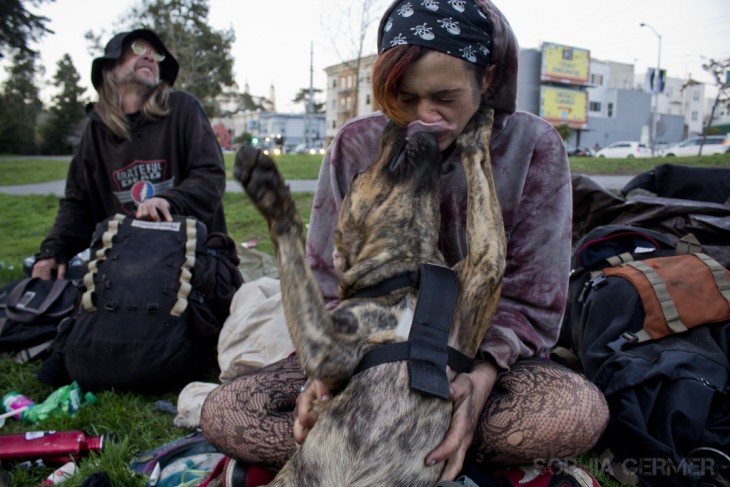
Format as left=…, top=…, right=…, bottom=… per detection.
left=351, top=263, right=475, bottom=400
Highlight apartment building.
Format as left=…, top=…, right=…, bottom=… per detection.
left=324, top=54, right=378, bottom=143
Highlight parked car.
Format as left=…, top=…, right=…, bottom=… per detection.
left=292, top=143, right=326, bottom=156
left=595, top=141, right=652, bottom=159
left=565, top=144, right=594, bottom=157
left=659, top=135, right=729, bottom=157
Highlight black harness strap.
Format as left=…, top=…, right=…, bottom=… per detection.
left=355, top=341, right=410, bottom=373
left=408, top=264, right=457, bottom=399
left=447, top=346, right=477, bottom=374
left=352, top=263, right=474, bottom=400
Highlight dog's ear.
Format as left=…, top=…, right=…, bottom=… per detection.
left=377, top=121, right=407, bottom=157
left=465, top=105, right=493, bottom=134
left=458, top=106, right=494, bottom=152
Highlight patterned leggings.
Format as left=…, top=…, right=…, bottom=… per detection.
left=200, top=354, right=608, bottom=471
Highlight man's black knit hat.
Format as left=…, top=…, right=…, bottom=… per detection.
left=90, top=29, right=179, bottom=90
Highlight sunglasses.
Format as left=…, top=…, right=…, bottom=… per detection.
left=130, top=41, right=165, bottom=62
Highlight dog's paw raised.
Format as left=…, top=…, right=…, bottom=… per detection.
left=234, top=145, right=298, bottom=230
left=234, top=145, right=265, bottom=187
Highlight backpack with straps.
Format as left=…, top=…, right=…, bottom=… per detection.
left=41, top=214, right=243, bottom=393
left=0, top=278, right=79, bottom=362
left=599, top=252, right=730, bottom=351
left=559, top=225, right=730, bottom=486
left=558, top=224, right=679, bottom=352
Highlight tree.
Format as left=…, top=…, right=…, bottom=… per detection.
left=0, top=49, right=43, bottom=154
left=322, top=0, right=388, bottom=119
left=555, top=124, right=571, bottom=142
left=293, top=88, right=325, bottom=114
left=234, top=131, right=253, bottom=146
left=125, top=0, right=237, bottom=116
left=217, top=91, right=267, bottom=117
left=700, top=57, right=730, bottom=156
left=39, top=54, right=87, bottom=154
left=0, top=0, right=54, bottom=59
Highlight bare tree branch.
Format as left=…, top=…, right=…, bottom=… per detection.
left=699, top=57, right=730, bottom=155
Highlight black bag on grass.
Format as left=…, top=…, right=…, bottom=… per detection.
left=560, top=225, right=730, bottom=486
left=43, top=214, right=242, bottom=393
left=0, top=277, right=79, bottom=361
left=558, top=224, right=678, bottom=351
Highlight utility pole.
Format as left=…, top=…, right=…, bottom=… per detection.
left=640, top=22, right=662, bottom=156
left=305, top=42, right=315, bottom=148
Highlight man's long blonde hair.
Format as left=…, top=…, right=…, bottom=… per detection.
left=95, top=67, right=171, bottom=140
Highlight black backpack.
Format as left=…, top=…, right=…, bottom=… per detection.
left=41, top=214, right=243, bottom=393
left=0, top=278, right=79, bottom=362
left=558, top=224, right=678, bottom=352
left=559, top=225, right=730, bottom=486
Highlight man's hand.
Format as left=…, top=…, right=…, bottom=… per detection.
left=136, top=197, right=172, bottom=222
left=32, top=258, right=66, bottom=280
left=293, top=379, right=331, bottom=446
left=425, top=360, right=499, bottom=481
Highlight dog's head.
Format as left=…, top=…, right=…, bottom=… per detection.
left=335, top=120, right=454, bottom=297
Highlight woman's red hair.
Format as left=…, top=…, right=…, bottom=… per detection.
left=371, top=45, right=425, bottom=126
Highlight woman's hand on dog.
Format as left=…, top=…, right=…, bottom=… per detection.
left=426, top=360, right=499, bottom=481
left=293, top=379, right=332, bottom=445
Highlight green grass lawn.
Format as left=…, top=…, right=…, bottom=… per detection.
left=3, top=152, right=729, bottom=186
left=228, top=153, right=324, bottom=180
left=0, top=194, right=64, bottom=283
left=569, top=152, right=730, bottom=174
left=0, top=158, right=73, bottom=186
left=0, top=153, right=325, bottom=186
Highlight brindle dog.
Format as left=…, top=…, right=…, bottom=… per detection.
left=234, top=106, right=506, bottom=487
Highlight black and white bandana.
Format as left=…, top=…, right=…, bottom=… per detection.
left=379, top=0, right=493, bottom=66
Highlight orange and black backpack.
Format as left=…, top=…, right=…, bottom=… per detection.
left=559, top=224, right=730, bottom=486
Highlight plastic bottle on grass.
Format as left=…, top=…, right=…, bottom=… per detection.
left=2, top=392, right=36, bottom=420
left=0, top=430, right=104, bottom=465
left=39, top=461, right=78, bottom=485
left=23, top=382, right=97, bottom=424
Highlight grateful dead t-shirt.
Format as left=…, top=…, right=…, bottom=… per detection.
left=112, top=159, right=175, bottom=215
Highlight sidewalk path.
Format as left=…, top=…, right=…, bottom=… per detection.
left=0, top=175, right=631, bottom=196
left=0, top=179, right=320, bottom=196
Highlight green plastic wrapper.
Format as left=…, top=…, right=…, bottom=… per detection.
left=22, top=382, right=97, bottom=423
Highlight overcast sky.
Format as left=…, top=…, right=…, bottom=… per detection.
left=10, top=0, right=730, bottom=112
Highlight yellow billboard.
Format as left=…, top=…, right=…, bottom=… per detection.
left=539, top=86, right=588, bottom=129
left=541, top=42, right=590, bottom=85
